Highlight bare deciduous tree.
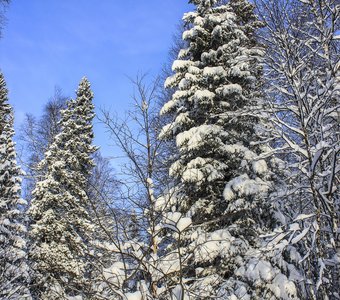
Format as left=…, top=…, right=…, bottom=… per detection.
left=95, top=74, right=189, bottom=299
left=256, top=0, right=339, bottom=298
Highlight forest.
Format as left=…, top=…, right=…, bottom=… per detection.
left=0, top=0, right=339, bottom=299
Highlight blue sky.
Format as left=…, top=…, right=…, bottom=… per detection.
left=0, top=0, right=192, bottom=157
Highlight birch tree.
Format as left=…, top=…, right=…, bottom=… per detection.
left=98, top=75, right=180, bottom=299
left=256, top=0, right=339, bottom=298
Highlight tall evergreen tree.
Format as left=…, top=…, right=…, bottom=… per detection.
left=28, top=77, right=98, bottom=299
left=0, top=72, right=31, bottom=299
left=156, top=0, right=297, bottom=298
left=19, top=87, right=68, bottom=201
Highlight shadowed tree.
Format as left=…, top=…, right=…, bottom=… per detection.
left=255, top=0, right=339, bottom=298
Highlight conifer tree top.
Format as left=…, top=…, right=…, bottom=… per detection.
left=189, top=0, right=217, bottom=11
left=0, top=72, right=10, bottom=111
left=28, top=76, right=97, bottom=298
left=76, top=76, right=93, bottom=98
left=189, top=0, right=217, bottom=5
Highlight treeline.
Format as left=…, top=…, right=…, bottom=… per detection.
left=0, top=0, right=338, bottom=299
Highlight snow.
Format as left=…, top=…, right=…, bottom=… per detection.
left=243, top=259, right=276, bottom=282
left=176, top=124, right=223, bottom=151
left=289, top=223, right=300, bottom=231
left=194, top=15, right=204, bottom=26
left=182, top=168, right=204, bottom=183
left=172, top=89, right=189, bottom=101
left=125, top=291, right=142, bottom=300
left=187, top=66, right=201, bottom=75
left=220, top=84, right=243, bottom=96
left=178, top=78, right=190, bottom=90
left=172, top=60, right=194, bottom=71
left=193, top=89, right=215, bottom=102
left=268, top=232, right=289, bottom=249
left=207, top=168, right=224, bottom=182
left=192, top=229, right=234, bottom=263
left=158, top=252, right=181, bottom=276
left=229, top=65, right=251, bottom=78
left=169, top=160, right=182, bottom=177
left=291, top=227, right=310, bottom=244
left=164, top=73, right=181, bottom=88
left=175, top=112, right=190, bottom=126
left=269, top=274, right=297, bottom=299
left=223, top=144, right=256, bottom=160
left=293, top=213, right=315, bottom=221
left=183, top=28, right=196, bottom=40
left=163, top=212, right=192, bottom=232
left=208, top=14, right=225, bottom=23
left=252, top=159, right=268, bottom=174
left=102, top=262, right=125, bottom=285
left=164, top=211, right=181, bottom=224
left=155, top=187, right=179, bottom=212
left=68, top=296, right=82, bottom=300
left=171, top=285, right=190, bottom=300
left=203, top=66, right=225, bottom=77
left=158, top=123, right=174, bottom=140
left=223, top=174, right=269, bottom=201
left=160, top=99, right=177, bottom=115
left=223, top=186, right=235, bottom=201
left=178, top=48, right=190, bottom=59
left=172, top=285, right=184, bottom=300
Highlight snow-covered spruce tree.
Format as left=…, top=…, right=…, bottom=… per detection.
left=0, top=72, right=31, bottom=299
left=256, top=0, right=339, bottom=298
left=28, top=77, right=98, bottom=299
left=156, top=0, right=298, bottom=298
left=19, top=87, right=68, bottom=201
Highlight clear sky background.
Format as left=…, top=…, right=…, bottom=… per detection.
left=0, top=0, right=192, bottom=157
